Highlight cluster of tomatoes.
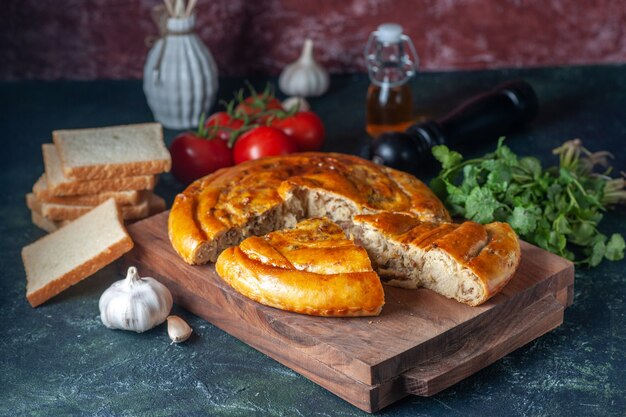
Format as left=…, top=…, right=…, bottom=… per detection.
left=169, top=87, right=325, bottom=184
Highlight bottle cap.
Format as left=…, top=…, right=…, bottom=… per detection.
left=376, top=23, right=403, bottom=43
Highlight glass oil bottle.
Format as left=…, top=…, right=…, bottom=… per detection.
left=365, top=24, right=419, bottom=138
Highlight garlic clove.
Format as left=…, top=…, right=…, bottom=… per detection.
left=167, top=315, right=193, bottom=343
left=279, top=39, right=329, bottom=97
left=282, top=96, right=310, bottom=112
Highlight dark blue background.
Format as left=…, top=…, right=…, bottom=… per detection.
left=1, top=65, right=625, bottom=416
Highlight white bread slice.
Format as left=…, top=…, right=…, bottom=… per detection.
left=28, top=192, right=150, bottom=221
left=33, top=175, right=142, bottom=206
left=31, top=210, right=69, bottom=233
left=22, top=199, right=134, bottom=307
left=53, top=123, right=171, bottom=180
left=29, top=193, right=166, bottom=232
left=43, top=144, right=157, bottom=196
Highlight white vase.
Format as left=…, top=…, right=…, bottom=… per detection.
left=143, top=14, right=218, bottom=130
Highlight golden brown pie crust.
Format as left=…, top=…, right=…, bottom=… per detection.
left=216, top=218, right=385, bottom=317
left=169, top=152, right=450, bottom=264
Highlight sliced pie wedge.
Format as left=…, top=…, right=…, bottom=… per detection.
left=216, top=218, right=385, bottom=317
left=350, top=212, right=521, bottom=306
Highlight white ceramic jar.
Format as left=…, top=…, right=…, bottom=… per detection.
left=143, top=14, right=218, bottom=129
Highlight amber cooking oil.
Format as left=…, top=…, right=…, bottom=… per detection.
left=366, top=83, right=414, bottom=138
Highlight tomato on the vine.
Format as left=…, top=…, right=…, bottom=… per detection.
left=171, top=83, right=327, bottom=174
left=204, top=112, right=244, bottom=141
left=170, top=133, right=233, bottom=184
left=233, top=127, right=297, bottom=164
left=235, top=95, right=283, bottom=119
left=271, top=111, right=325, bottom=151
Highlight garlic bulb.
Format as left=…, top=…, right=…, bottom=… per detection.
left=99, top=266, right=173, bottom=333
left=167, top=315, right=193, bottom=343
left=279, top=39, right=329, bottom=97
left=282, top=96, right=310, bottom=112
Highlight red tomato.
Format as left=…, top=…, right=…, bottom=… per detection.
left=170, top=132, right=233, bottom=184
left=235, top=95, right=283, bottom=118
left=233, top=127, right=297, bottom=164
left=204, top=112, right=244, bottom=141
left=272, top=111, right=325, bottom=151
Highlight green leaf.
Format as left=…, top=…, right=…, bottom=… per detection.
left=461, top=164, right=481, bottom=189
left=465, top=187, right=499, bottom=223
left=519, top=156, right=542, bottom=178
left=559, top=167, right=577, bottom=184
left=480, top=159, right=500, bottom=172
left=507, top=206, right=540, bottom=235
left=518, top=189, right=534, bottom=206
left=555, top=191, right=571, bottom=212
left=504, top=183, right=523, bottom=205
left=533, top=224, right=550, bottom=249
left=432, top=145, right=463, bottom=170
left=547, top=183, right=563, bottom=202
left=589, top=240, right=606, bottom=267
left=486, top=161, right=512, bottom=193
left=495, top=142, right=518, bottom=165
left=570, top=222, right=595, bottom=246
left=553, top=215, right=572, bottom=235
left=548, top=231, right=567, bottom=251
left=446, top=185, right=467, bottom=205
left=605, top=234, right=625, bottom=261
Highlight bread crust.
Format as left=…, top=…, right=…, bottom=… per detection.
left=43, top=144, right=157, bottom=197
left=52, top=123, right=171, bottom=180
left=215, top=218, right=384, bottom=317
left=33, top=175, right=143, bottom=206
left=28, top=192, right=165, bottom=231
left=60, top=159, right=170, bottom=181
left=46, top=174, right=157, bottom=197
left=40, top=194, right=150, bottom=221
left=169, top=152, right=450, bottom=264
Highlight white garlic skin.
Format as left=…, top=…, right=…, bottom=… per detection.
left=99, top=267, right=173, bottom=333
left=167, top=315, right=193, bottom=343
left=282, top=96, right=310, bottom=112
left=279, top=38, right=329, bottom=97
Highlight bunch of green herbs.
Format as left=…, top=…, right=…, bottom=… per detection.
left=430, top=138, right=626, bottom=267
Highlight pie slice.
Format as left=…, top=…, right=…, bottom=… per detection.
left=349, top=212, right=521, bottom=306
left=215, top=217, right=385, bottom=317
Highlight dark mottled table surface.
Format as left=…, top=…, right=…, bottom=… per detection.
left=1, top=65, right=625, bottom=417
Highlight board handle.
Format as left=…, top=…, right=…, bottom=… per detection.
left=401, top=295, right=564, bottom=397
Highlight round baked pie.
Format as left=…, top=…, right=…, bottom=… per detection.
left=169, top=152, right=521, bottom=313
left=169, top=152, right=450, bottom=265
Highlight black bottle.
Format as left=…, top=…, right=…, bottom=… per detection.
left=370, top=80, right=539, bottom=173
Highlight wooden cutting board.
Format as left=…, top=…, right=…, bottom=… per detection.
left=124, top=212, right=574, bottom=413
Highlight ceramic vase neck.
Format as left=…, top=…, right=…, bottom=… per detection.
left=167, top=15, right=195, bottom=34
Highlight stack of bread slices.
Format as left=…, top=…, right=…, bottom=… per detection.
left=27, top=123, right=171, bottom=232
